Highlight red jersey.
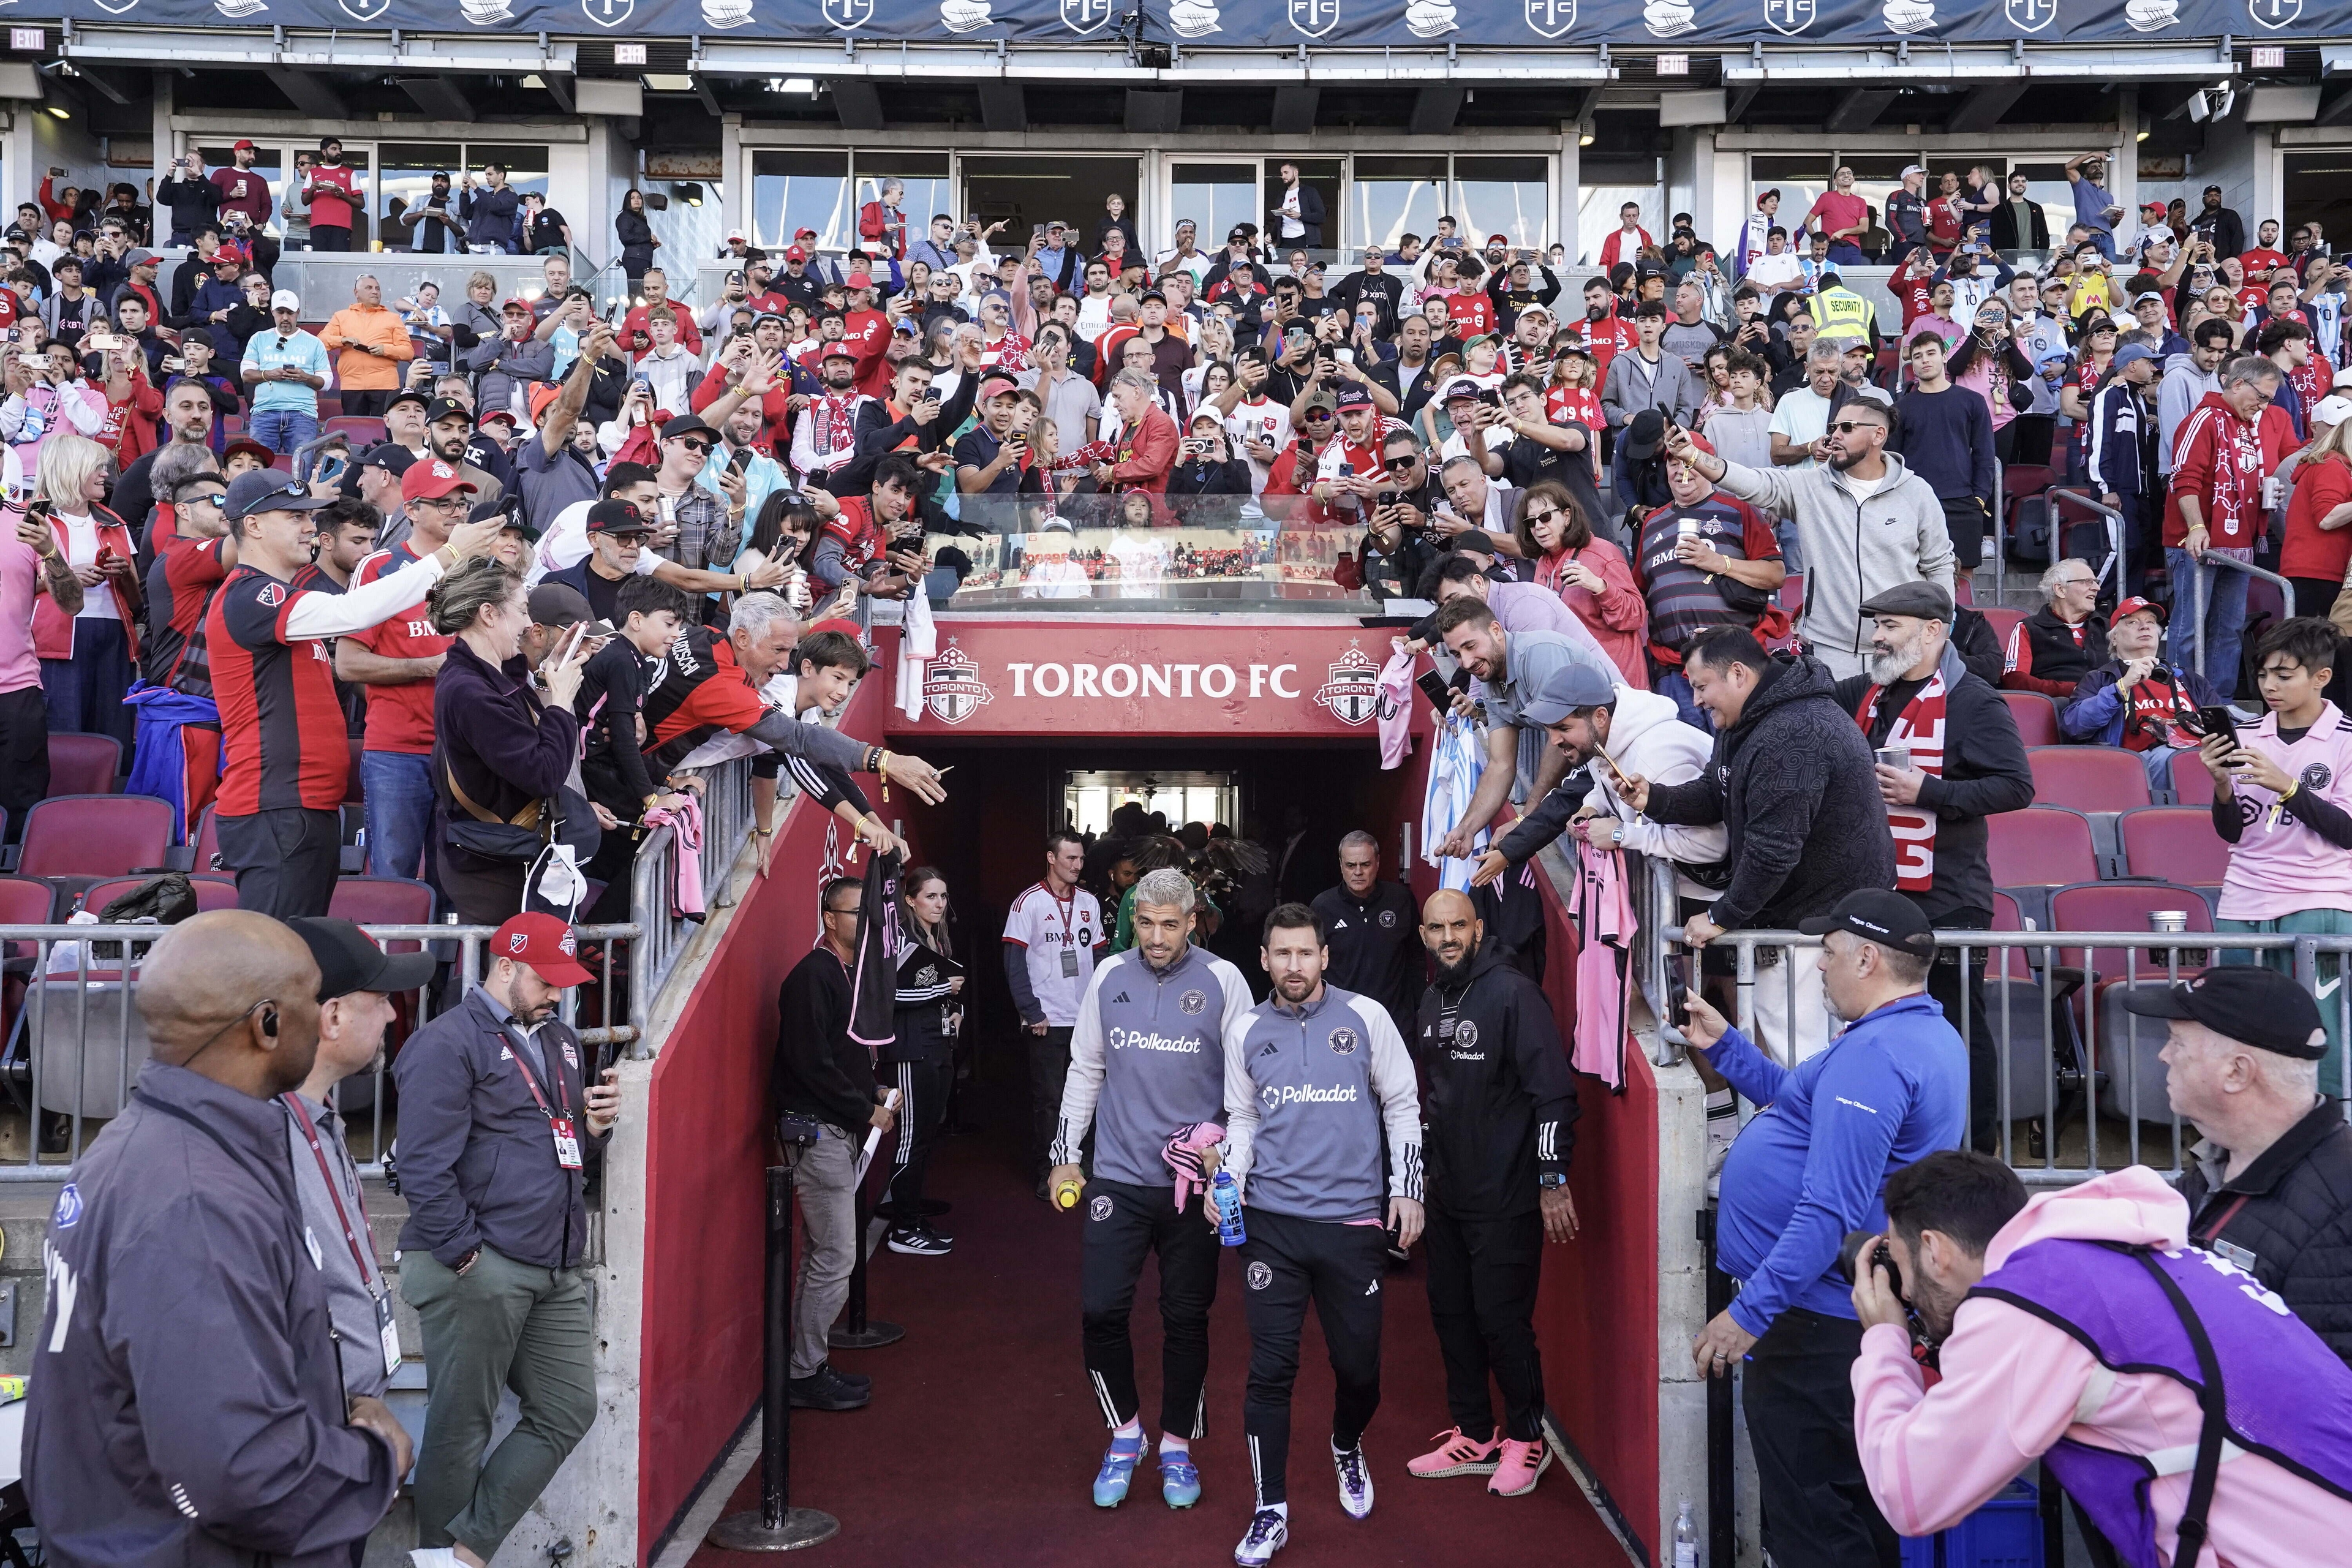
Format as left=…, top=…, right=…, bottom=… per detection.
left=2236, top=285, right=2271, bottom=320
left=641, top=627, right=780, bottom=775
left=821, top=494, right=890, bottom=579
left=1545, top=385, right=1604, bottom=433
left=842, top=309, right=893, bottom=396
left=978, top=330, right=1030, bottom=370
left=141, top=532, right=229, bottom=696
left=350, top=545, right=451, bottom=755
left=1574, top=312, right=1635, bottom=386
left=1894, top=270, right=1936, bottom=330
left=206, top=564, right=350, bottom=813
left=306, top=164, right=361, bottom=230
left=622, top=303, right=704, bottom=359
left=2239, top=249, right=2290, bottom=281
left=1927, top=196, right=1964, bottom=251
left=1443, top=290, right=1497, bottom=341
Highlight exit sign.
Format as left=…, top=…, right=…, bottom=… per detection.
left=614, top=43, right=648, bottom=65
left=8, top=28, right=42, bottom=51
left=2252, top=45, right=2285, bottom=68
left=1657, top=53, right=1689, bottom=75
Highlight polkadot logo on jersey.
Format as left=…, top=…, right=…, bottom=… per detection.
left=1246, top=1261, right=1272, bottom=1290
left=1089, top=1195, right=1113, bottom=1222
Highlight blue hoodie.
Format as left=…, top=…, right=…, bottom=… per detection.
left=1705, top=992, right=1967, bottom=1336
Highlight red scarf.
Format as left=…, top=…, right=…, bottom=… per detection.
left=1854, top=656, right=1951, bottom=893
left=820, top=390, right=858, bottom=455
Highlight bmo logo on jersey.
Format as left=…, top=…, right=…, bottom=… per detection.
left=1261, top=1083, right=1360, bottom=1109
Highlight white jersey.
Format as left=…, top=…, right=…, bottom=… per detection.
left=1004, top=881, right=1106, bottom=1028
left=1224, top=396, right=1294, bottom=496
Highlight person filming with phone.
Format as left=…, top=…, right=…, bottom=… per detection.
left=2059, top=595, right=2222, bottom=790
left=1845, top=1147, right=2352, bottom=1561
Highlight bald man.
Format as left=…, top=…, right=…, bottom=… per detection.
left=27, top=911, right=412, bottom=1567
left=1403, top=891, right=1579, bottom=1499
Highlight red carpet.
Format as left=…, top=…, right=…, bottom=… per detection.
left=686, top=1077, right=1630, bottom=1568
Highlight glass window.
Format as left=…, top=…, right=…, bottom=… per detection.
left=1580, top=160, right=1659, bottom=267
left=377, top=143, right=464, bottom=251
left=187, top=144, right=282, bottom=246
left=1351, top=156, right=1444, bottom=255
left=1265, top=157, right=1343, bottom=258
left=1453, top=156, right=1550, bottom=253
left=1170, top=162, right=1257, bottom=251
left=470, top=145, right=551, bottom=205
left=854, top=154, right=950, bottom=256
left=1751, top=154, right=1830, bottom=246
left=752, top=151, right=850, bottom=251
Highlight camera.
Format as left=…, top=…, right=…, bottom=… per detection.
left=1836, top=1229, right=1900, bottom=1293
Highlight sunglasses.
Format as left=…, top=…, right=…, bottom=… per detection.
left=1383, top=455, right=1419, bottom=472
left=1829, top=420, right=1884, bottom=435
left=1525, top=506, right=1563, bottom=526
left=676, top=439, right=714, bottom=455
left=1302, top=409, right=1335, bottom=421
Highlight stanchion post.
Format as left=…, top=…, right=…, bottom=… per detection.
left=827, top=1177, right=904, bottom=1350
left=706, top=1163, right=840, bottom=1553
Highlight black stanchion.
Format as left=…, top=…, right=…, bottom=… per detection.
left=827, top=1180, right=904, bottom=1350
left=1703, top=1207, right=1735, bottom=1568
left=707, top=1164, right=840, bottom=1553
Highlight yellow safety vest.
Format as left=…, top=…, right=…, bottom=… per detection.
left=1811, top=285, right=1877, bottom=342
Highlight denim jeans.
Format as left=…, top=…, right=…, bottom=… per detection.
left=2165, top=546, right=2250, bottom=698
left=1654, top=669, right=1709, bottom=731
left=249, top=405, right=318, bottom=456
left=363, top=749, right=435, bottom=881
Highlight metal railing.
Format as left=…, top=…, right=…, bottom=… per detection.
left=2193, top=551, right=2297, bottom=685
left=628, top=753, right=759, bottom=1022
left=0, top=919, right=636, bottom=1180
left=1670, top=926, right=2352, bottom=1187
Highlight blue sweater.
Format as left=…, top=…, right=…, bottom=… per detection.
left=1704, top=993, right=1968, bottom=1336
left=1890, top=383, right=1995, bottom=507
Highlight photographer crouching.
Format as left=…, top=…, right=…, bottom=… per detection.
left=1847, top=1149, right=2352, bottom=1563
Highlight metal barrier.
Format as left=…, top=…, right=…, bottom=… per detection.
left=2193, top=551, right=2298, bottom=684
left=628, top=752, right=759, bottom=1025
left=1678, top=927, right=2352, bottom=1187
left=0, top=919, right=637, bottom=1180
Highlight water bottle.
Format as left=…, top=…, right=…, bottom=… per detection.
left=1672, top=1499, right=1699, bottom=1568
left=1211, top=1169, right=1246, bottom=1247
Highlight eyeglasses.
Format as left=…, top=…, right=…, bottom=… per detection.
left=1828, top=420, right=1884, bottom=435
left=1383, top=455, right=1419, bottom=472
left=2056, top=576, right=2098, bottom=590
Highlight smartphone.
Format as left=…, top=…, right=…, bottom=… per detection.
left=1416, top=669, right=1453, bottom=719
left=317, top=453, right=349, bottom=484
left=1664, top=951, right=1692, bottom=1029
left=2195, top=706, right=2239, bottom=745
left=86, top=333, right=123, bottom=353
left=729, top=447, right=752, bottom=475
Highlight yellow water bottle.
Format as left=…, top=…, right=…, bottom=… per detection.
left=1055, top=1178, right=1083, bottom=1210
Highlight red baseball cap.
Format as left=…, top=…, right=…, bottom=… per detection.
left=1486, top=233, right=1511, bottom=246
left=844, top=271, right=875, bottom=290
left=490, top=912, right=593, bottom=987
left=784, top=244, right=809, bottom=263
left=233, top=138, right=256, bottom=151
left=2111, top=595, right=2167, bottom=628
left=401, top=458, right=478, bottom=503
left=501, top=295, right=533, bottom=313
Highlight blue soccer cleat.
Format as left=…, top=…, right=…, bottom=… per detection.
left=1160, top=1447, right=1202, bottom=1509
left=1093, top=1430, right=1149, bottom=1508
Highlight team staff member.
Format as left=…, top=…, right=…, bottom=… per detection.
left=1679, top=889, right=1968, bottom=1568
left=1311, top=830, right=1421, bottom=1034
left=1404, top=891, right=1579, bottom=1500
left=1049, top=868, right=1255, bottom=1510
left=26, top=911, right=412, bottom=1567
left=1008, top=831, right=1108, bottom=1202
left=285, top=917, right=434, bottom=1407
left=1217, top=903, right=1425, bottom=1567
left=206, top=467, right=502, bottom=918
left=396, top=913, right=620, bottom=1568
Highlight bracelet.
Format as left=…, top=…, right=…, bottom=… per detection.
left=878, top=751, right=890, bottom=802
left=863, top=745, right=883, bottom=773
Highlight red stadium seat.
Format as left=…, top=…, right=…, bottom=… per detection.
left=1988, top=806, right=2101, bottom=891
left=190, top=806, right=224, bottom=873
left=2169, top=748, right=2215, bottom=807
left=47, top=733, right=122, bottom=796
left=325, top=415, right=387, bottom=447
left=1980, top=606, right=2026, bottom=655
left=77, top=875, right=241, bottom=916
left=2118, top=806, right=2230, bottom=889
left=2027, top=746, right=2152, bottom=813
left=2000, top=692, right=2060, bottom=747
left=1953, top=576, right=1975, bottom=606
left=328, top=877, right=436, bottom=946
left=16, top=796, right=175, bottom=887
left=1780, top=573, right=1803, bottom=614
left=2003, top=464, right=2057, bottom=500
left=2049, top=880, right=2214, bottom=980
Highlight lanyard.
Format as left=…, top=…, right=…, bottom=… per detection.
left=281, top=1093, right=381, bottom=1291
left=505, top=1027, right=570, bottom=1121
left=1048, top=886, right=1076, bottom=944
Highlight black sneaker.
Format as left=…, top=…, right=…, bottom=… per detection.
left=830, top=1363, right=872, bottom=1391
left=887, top=1226, right=954, bottom=1257
left=788, top=1363, right=871, bottom=1411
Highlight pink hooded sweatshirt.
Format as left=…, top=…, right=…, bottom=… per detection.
left=1852, top=1166, right=2352, bottom=1565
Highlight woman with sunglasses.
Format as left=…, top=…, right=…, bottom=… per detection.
left=1947, top=303, right=2038, bottom=464
left=1515, top=481, right=1648, bottom=686
left=2060, top=313, right=2119, bottom=483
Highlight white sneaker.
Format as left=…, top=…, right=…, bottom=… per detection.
left=1332, top=1439, right=1374, bottom=1519
left=1234, top=1507, right=1289, bottom=1566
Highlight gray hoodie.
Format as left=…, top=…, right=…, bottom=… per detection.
left=2157, top=349, right=2225, bottom=477
left=1713, top=453, right=1954, bottom=662
left=1601, top=344, right=1703, bottom=430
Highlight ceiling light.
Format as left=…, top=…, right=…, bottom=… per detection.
left=784, top=76, right=816, bottom=93
left=679, top=181, right=704, bottom=207
left=1578, top=118, right=1596, bottom=146
left=2136, top=126, right=2150, bottom=141
left=45, top=103, right=69, bottom=120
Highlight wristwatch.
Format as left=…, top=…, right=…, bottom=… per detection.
left=1537, top=1172, right=1569, bottom=1189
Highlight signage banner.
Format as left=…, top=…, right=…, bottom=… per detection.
left=891, top=622, right=1398, bottom=739
left=45, top=0, right=2321, bottom=47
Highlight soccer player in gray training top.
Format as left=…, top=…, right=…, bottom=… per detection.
left=1214, top=902, right=1425, bottom=1567
left=1050, top=868, right=1255, bottom=1512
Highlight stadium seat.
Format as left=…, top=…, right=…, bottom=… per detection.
left=47, top=733, right=122, bottom=796
left=13, top=796, right=176, bottom=892
left=2168, top=748, right=2215, bottom=808
left=1985, top=889, right=2074, bottom=1126
left=77, top=875, right=241, bottom=917
left=2003, top=464, right=2057, bottom=502
left=329, top=876, right=435, bottom=941
left=1988, top=806, right=2102, bottom=894
left=326, top=415, right=387, bottom=447
left=2049, top=880, right=2213, bottom=982
left=1979, top=606, right=2026, bottom=655
left=2000, top=692, right=2060, bottom=747
left=2027, top=746, right=2152, bottom=813
left=2118, top=806, right=2229, bottom=889
left=1779, top=573, right=1803, bottom=614
left=189, top=806, right=224, bottom=873
left=0, top=875, right=58, bottom=964
left=1953, top=576, right=1975, bottom=606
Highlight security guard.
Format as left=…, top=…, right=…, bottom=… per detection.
left=1808, top=267, right=1879, bottom=354
left=1310, top=830, right=1421, bottom=1034
left=1402, top=891, right=1580, bottom=1499
left=26, top=911, right=412, bottom=1568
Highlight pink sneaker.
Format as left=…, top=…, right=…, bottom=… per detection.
left=1487, top=1438, right=1552, bottom=1497
left=1405, top=1428, right=1500, bottom=1479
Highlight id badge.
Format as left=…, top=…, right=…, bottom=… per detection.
left=550, top=1115, right=584, bottom=1170
left=1060, top=947, right=1080, bottom=978
left=374, top=1291, right=403, bottom=1378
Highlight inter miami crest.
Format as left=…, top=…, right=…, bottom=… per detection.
left=1180, top=989, right=1207, bottom=1015
left=1314, top=643, right=1381, bottom=726
left=1328, top=1025, right=1359, bottom=1055
left=1247, top=1261, right=1273, bottom=1289
left=922, top=639, right=995, bottom=726
left=1090, top=1195, right=1114, bottom=1221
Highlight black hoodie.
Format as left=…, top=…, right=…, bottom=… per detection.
left=1412, top=939, right=1578, bottom=1218
left=1646, top=654, right=1896, bottom=931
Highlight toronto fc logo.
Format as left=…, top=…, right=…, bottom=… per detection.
left=923, top=639, right=995, bottom=725
left=1313, top=643, right=1381, bottom=727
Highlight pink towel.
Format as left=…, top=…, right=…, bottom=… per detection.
left=640, top=796, right=707, bottom=918
left=1376, top=641, right=1417, bottom=771
left=1163, top=1120, right=1227, bottom=1210
left=1570, top=837, right=1634, bottom=1090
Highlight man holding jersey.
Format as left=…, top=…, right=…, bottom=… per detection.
left=1216, top=902, right=1425, bottom=1567
left=1049, top=869, right=1255, bottom=1512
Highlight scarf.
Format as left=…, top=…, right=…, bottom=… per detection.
left=820, top=388, right=858, bottom=456
left=1854, top=647, right=1954, bottom=894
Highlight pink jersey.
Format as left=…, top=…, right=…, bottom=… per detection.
left=2217, top=701, right=2352, bottom=921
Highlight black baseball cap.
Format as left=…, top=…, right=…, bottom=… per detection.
left=1623, top=408, right=1668, bottom=461
left=586, top=498, right=653, bottom=536
left=359, top=443, right=417, bottom=478
left=1797, top=889, right=1936, bottom=956
left=384, top=386, right=430, bottom=415
left=424, top=396, right=474, bottom=427
left=287, top=916, right=435, bottom=1001
left=223, top=469, right=333, bottom=521
left=2122, top=968, right=2327, bottom=1059
left=660, top=413, right=718, bottom=444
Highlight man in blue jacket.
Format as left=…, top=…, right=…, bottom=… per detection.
left=26, top=911, right=411, bottom=1568
left=1680, top=888, right=1967, bottom=1568
left=395, top=912, right=622, bottom=1568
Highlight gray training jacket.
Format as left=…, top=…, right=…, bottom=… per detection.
left=1221, top=982, right=1424, bottom=1224
left=1053, top=943, right=1255, bottom=1188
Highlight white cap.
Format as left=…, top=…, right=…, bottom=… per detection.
left=1900, top=164, right=1926, bottom=179
left=2334, top=363, right=2352, bottom=390
left=2314, top=394, right=2352, bottom=429
left=270, top=288, right=300, bottom=313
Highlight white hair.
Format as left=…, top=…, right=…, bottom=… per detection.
left=728, top=590, right=799, bottom=642
left=1338, top=830, right=1380, bottom=854
left=1133, top=868, right=1196, bottom=913
left=1112, top=369, right=1158, bottom=396
left=2038, top=558, right=2091, bottom=601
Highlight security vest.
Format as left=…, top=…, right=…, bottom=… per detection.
left=1810, top=285, right=1876, bottom=343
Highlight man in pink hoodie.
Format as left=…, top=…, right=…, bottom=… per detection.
left=1849, top=1148, right=2352, bottom=1567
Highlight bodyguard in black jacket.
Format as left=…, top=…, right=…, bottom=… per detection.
left=1409, top=899, right=1578, bottom=1475
left=1313, top=834, right=1422, bottom=1031
left=2185, top=1095, right=2352, bottom=1366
